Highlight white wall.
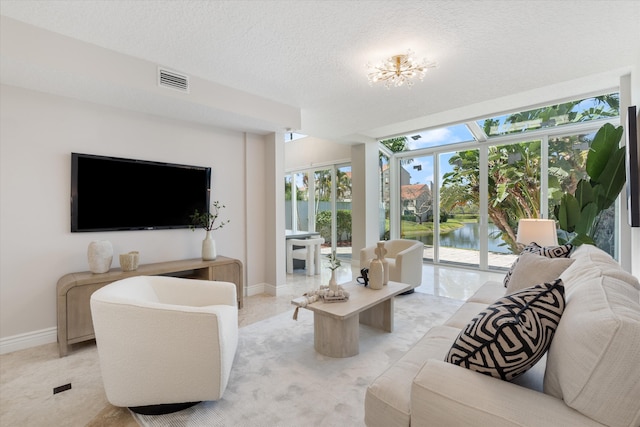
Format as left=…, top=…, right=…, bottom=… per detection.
left=0, top=85, right=262, bottom=349
left=284, top=136, right=351, bottom=171
left=245, top=132, right=269, bottom=295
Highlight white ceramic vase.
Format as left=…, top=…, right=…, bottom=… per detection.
left=202, top=230, right=217, bottom=260
left=88, top=240, right=113, bottom=274
left=369, top=257, right=384, bottom=290
left=329, top=269, right=338, bottom=292
left=376, top=241, right=389, bottom=285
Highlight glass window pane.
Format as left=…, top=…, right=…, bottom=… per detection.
left=405, top=124, right=475, bottom=150
left=548, top=132, right=617, bottom=257
left=487, top=141, right=541, bottom=268
left=285, top=174, right=293, bottom=230
left=336, top=165, right=352, bottom=259
left=478, top=93, right=620, bottom=137
left=294, top=172, right=309, bottom=231
left=315, top=169, right=332, bottom=242
left=380, top=152, right=390, bottom=239
left=439, top=150, right=480, bottom=267
left=398, top=155, right=432, bottom=260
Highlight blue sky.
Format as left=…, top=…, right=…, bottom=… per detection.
left=403, top=124, right=473, bottom=186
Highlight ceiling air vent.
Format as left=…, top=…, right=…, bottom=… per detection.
left=158, top=68, right=189, bottom=93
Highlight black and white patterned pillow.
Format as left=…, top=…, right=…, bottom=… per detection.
left=503, top=242, right=573, bottom=287
left=445, top=279, right=565, bottom=381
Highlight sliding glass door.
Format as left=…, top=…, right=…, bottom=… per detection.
left=439, top=150, right=480, bottom=267
left=286, top=163, right=352, bottom=260
left=397, top=155, right=433, bottom=260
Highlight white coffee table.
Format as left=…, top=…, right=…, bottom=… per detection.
left=293, top=281, right=411, bottom=358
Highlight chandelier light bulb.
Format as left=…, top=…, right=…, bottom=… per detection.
left=367, top=49, right=436, bottom=89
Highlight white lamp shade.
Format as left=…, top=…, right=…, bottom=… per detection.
left=516, top=219, right=558, bottom=247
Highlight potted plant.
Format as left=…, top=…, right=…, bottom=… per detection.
left=554, top=123, right=626, bottom=246
left=190, top=201, right=230, bottom=260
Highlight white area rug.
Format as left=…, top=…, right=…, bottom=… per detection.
left=133, top=292, right=463, bottom=427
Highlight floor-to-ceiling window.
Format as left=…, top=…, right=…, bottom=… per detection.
left=382, top=92, right=621, bottom=270
left=439, top=149, right=481, bottom=267
left=379, top=150, right=391, bottom=240
left=397, top=154, right=435, bottom=259
left=285, top=163, right=353, bottom=261
left=285, top=171, right=310, bottom=232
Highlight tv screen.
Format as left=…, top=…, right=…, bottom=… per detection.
left=626, top=106, right=640, bottom=227
left=71, top=153, right=211, bottom=232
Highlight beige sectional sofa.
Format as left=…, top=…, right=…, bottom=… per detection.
left=364, top=244, right=640, bottom=427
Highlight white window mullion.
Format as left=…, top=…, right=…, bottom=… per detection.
left=308, top=170, right=316, bottom=232
left=291, top=175, right=298, bottom=232
left=540, top=136, right=549, bottom=218
left=389, top=156, right=401, bottom=240
left=331, top=166, right=337, bottom=252
left=433, top=155, right=440, bottom=263
left=479, top=147, right=489, bottom=270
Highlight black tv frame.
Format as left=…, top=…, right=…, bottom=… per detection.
left=626, top=105, right=640, bottom=227
left=71, top=153, right=211, bottom=232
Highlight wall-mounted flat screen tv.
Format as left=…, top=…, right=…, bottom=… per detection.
left=71, top=153, right=211, bottom=232
left=626, top=105, right=640, bottom=227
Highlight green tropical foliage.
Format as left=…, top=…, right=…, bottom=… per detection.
left=484, top=94, right=620, bottom=136
left=316, top=209, right=351, bottom=244
left=554, top=123, right=625, bottom=246
left=441, top=95, right=620, bottom=253
left=284, top=176, right=306, bottom=201
left=380, top=136, right=409, bottom=153
left=441, top=142, right=542, bottom=252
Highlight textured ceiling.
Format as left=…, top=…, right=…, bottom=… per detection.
left=1, top=0, right=639, bottom=141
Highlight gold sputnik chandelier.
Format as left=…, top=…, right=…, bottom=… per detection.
left=366, top=50, right=436, bottom=89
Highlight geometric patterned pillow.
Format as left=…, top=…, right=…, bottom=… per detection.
left=503, top=242, right=573, bottom=287
left=445, top=279, right=565, bottom=381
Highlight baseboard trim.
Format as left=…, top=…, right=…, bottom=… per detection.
left=246, top=282, right=291, bottom=297
left=246, top=282, right=267, bottom=296
left=0, top=327, right=57, bottom=355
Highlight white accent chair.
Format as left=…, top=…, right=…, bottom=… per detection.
left=90, top=276, right=238, bottom=414
left=360, top=239, right=424, bottom=292
left=286, top=237, right=325, bottom=275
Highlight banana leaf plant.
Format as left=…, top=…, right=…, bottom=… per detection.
left=554, top=123, right=625, bottom=246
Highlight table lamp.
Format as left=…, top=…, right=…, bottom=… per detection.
left=516, top=219, right=558, bottom=247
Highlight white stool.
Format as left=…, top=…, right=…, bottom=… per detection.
left=286, top=237, right=325, bottom=275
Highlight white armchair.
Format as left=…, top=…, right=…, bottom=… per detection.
left=360, top=239, right=424, bottom=292
left=90, top=276, right=238, bottom=414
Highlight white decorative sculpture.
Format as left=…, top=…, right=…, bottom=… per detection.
left=88, top=240, right=113, bottom=273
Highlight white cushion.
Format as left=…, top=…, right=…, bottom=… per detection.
left=506, top=253, right=574, bottom=294
left=544, top=275, right=640, bottom=427
left=364, top=325, right=461, bottom=427
left=562, top=244, right=640, bottom=291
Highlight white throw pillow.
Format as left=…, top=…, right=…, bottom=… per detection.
left=503, top=242, right=573, bottom=288
left=506, top=253, right=574, bottom=295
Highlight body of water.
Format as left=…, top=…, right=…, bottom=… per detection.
left=418, top=222, right=511, bottom=254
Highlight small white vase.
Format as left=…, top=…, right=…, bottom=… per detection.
left=202, top=230, right=217, bottom=260
left=328, top=269, right=338, bottom=292
left=88, top=240, right=113, bottom=273
left=369, top=257, right=384, bottom=290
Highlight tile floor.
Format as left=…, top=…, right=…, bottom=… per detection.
left=0, top=262, right=505, bottom=426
